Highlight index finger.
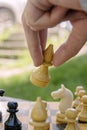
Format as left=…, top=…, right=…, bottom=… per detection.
left=22, top=21, right=44, bottom=67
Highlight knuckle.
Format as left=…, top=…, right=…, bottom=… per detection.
left=29, top=21, right=39, bottom=31
left=21, top=12, right=40, bottom=31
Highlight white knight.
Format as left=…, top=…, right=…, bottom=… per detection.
left=51, top=84, right=73, bottom=114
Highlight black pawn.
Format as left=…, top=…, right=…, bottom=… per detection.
left=5, top=102, right=22, bottom=130
left=0, top=89, right=5, bottom=122
left=0, top=89, right=5, bottom=96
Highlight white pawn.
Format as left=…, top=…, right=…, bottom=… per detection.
left=76, top=90, right=87, bottom=114
left=75, top=86, right=84, bottom=96
left=72, top=86, right=84, bottom=108
left=78, top=95, right=87, bottom=122
left=64, top=108, right=78, bottom=130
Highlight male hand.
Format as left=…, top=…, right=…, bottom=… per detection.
left=22, top=0, right=87, bottom=67
left=22, top=0, right=69, bottom=66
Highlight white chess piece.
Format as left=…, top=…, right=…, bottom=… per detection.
left=72, top=86, right=84, bottom=108
left=51, top=84, right=73, bottom=113
left=29, top=97, right=49, bottom=130
left=64, top=108, right=78, bottom=130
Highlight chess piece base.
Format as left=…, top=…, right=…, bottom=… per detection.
left=5, top=125, right=21, bottom=130
left=30, top=119, right=49, bottom=130
left=78, top=120, right=87, bottom=123
left=30, top=73, right=50, bottom=87
left=64, top=123, right=77, bottom=130
left=78, top=115, right=87, bottom=123
left=56, top=111, right=66, bottom=124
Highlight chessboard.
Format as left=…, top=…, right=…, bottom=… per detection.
left=0, top=101, right=87, bottom=130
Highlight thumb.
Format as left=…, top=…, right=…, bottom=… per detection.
left=53, top=28, right=86, bottom=67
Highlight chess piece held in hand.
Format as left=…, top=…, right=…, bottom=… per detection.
left=29, top=97, right=49, bottom=130
left=51, top=84, right=73, bottom=124
left=5, top=102, right=22, bottom=130
left=30, top=44, right=53, bottom=87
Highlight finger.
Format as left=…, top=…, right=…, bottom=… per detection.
left=53, top=23, right=86, bottom=66
left=49, top=0, right=82, bottom=11
left=65, top=10, right=87, bottom=21
left=39, top=29, right=47, bottom=51
left=30, top=6, right=68, bottom=30
left=22, top=21, right=43, bottom=67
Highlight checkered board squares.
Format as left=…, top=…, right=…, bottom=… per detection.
left=28, top=102, right=87, bottom=130
left=47, top=102, right=66, bottom=130
left=17, top=102, right=31, bottom=130
left=0, top=101, right=87, bottom=130
left=0, top=101, right=32, bottom=130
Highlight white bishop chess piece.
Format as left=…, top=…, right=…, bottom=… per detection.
left=29, top=97, right=49, bottom=130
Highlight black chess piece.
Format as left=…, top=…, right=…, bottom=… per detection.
left=0, top=89, right=5, bottom=96
left=0, top=89, right=5, bottom=122
left=5, top=102, right=22, bottom=130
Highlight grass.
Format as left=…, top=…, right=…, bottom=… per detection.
left=0, top=53, right=87, bottom=101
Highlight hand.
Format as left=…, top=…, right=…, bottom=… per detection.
left=22, top=0, right=82, bottom=30
left=22, top=0, right=86, bottom=67
left=22, top=0, right=69, bottom=66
